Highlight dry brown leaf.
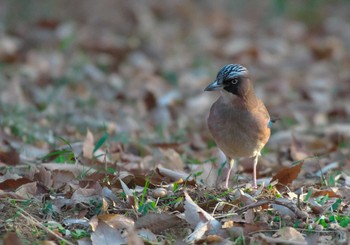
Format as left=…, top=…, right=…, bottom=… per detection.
left=272, top=227, right=307, bottom=244
left=101, top=187, right=119, bottom=202
left=127, top=228, right=144, bottom=245
left=135, top=213, right=179, bottom=233
left=42, top=163, right=95, bottom=177
left=312, top=189, right=341, bottom=198
left=332, top=187, right=350, bottom=202
left=159, top=148, right=184, bottom=170
left=35, top=18, right=59, bottom=29
left=272, top=203, right=297, bottom=219
left=90, top=215, right=99, bottom=232
left=3, top=232, right=23, bottom=245
left=149, top=142, right=183, bottom=149
left=184, top=191, right=222, bottom=242
left=156, top=166, right=191, bottom=182
left=83, top=129, right=94, bottom=159
left=233, top=189, right=257, bottom=207
left=271, top=163, right=303, bottom=192
left=137, top=229, right=158, bottom=243
left=254, top=227, right=307, bottom=245
left=190, top=160, right=220, bottom=187
left=101, top=197, right=109, bottom=214
left=244, top=209, right=255, bottom=224
left=184, top=191, right=216, bottom=228
left=71, top=184, right=102, bottom=204
left=15, top=182, right=38, bottom=198
left=98, top=214, right=134, bottom=230
left=290, top=135, right=309, bottom=161
left=0, top=148, right=20, bottom=166
left=0, top=171, right=23, bottom=183
left=205, top=235, right=224, bottom=243
left=185, top=222, right=209, bottom=244
left=119, top=178, right=135, bottom=207
left=0, top=190, right=25, bottom=199
left=143, top=89, right=157, bottom=111
left=226, top=222, right=269, bottom=235
left=91, top=220, right=125, bottom=245
left=0, top=177, right=32, bottom=191
left=35, top=166, right=53, bottom=188
left=51, top=170, right=77, bottom=189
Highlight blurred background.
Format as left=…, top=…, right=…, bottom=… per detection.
left=0, top=0, right=349, bottom=152
left=2, top=2, right=350, bottom=243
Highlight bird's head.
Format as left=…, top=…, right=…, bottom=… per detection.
left=204, top=64, right=250, bottom=97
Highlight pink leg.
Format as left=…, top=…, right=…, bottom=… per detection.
left=225, top=158, right=234, bottom=188
left=252, top=154, right=259, bottom=188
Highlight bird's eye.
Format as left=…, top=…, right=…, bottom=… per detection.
left=231, top=78, right=239, bottom=84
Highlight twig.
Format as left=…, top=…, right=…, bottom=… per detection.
left=8, top=201, right=75, bottom=245
left=235, top=199, right=271, bottom=214
left=216, top=199, right=307, bottom=220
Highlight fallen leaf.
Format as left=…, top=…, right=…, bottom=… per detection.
left=15, top=182, right=38, bottom=198
left=0, top=171, right=23, bottom=183
left=290, top=135, right=309, bottom=161
left=143, top=89, right=157, bottom=111
left=137, top=229, right=157, bottom=243
left=91, top=220, right=125, bottom=245
left=273, top=227, right=307, bottom=244
left=185, top=222, right=209, bottom=244
left=244, top=209, right=255, bottom=224
left=0, top=148, right=20, bottom=166
left=42, top=163, right=95, bottom=177
left=332, top=186, right=350, bottom=202
left=98, top=214, right=134, bottom=230
left=312, top=189, right=341, bottom=198
left=156, top=166, right=191, bottom=182
left=127, top=228, right=144, bottom=245
left=254, top=227, right=307, bottom=245
left=184, top=191, right=222, bottom=243
left=271, top=163, right=303, bottom=191
left=184, top=191, right=218, bottom=228
left=63, top=218, right=90, bottom=228
left=135, top=213, right=180, bottom=233
left=0, top=177, right=32, bottom=191
left=51, top=170, right=77, bottom=189
left=226, top=222, right=269, bottom=235
left=119, top=178, right=135, bottom=207
left=3, top=232, right=23, bottom=245
left=35, top=166, right=53, bottom=188
left=71, top=184, right=102, bottom=204
left=159, top=148, right=184, bottom=170
left=83, top=129, right=94, bottom=159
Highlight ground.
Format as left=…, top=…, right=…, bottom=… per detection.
left=0, top=1, right=350, bottom=244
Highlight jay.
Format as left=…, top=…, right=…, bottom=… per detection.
left=205, top=64, right=271, bottom=188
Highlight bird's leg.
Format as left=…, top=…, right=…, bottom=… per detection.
left=225, top=158, right=234, bottom=188
left=252, top=154, right=260, bottom=188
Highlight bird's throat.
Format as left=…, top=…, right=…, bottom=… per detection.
left=221, top=87, right=259, bottom=109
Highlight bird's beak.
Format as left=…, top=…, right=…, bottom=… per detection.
left=204, top=80, right=222, bottom=91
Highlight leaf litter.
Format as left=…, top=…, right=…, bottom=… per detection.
left=0, top=1, right=350, bottom=244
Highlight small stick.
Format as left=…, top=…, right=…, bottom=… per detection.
left=8, top=201, right=75, bottom=245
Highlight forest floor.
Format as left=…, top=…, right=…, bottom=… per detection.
left=0, top=1, right=350, bottom=244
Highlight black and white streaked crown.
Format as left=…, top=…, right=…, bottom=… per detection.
left=217, top=64, right=248, bottom=82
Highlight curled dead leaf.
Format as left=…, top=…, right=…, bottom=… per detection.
left=135, top=213, right=180, bottom=233
left=271, top=163, right=303, bottom=192
left=0, top=148, right=20, bottom=166
left=312, top=189, right=341, bottom=198
left=83, top=129, right=94, bottom=159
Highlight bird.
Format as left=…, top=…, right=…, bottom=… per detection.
left=205, top=64, right=271, bottom=188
